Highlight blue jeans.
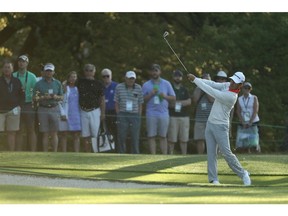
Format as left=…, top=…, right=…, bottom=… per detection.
left=117, top=112, right=141, bottom=154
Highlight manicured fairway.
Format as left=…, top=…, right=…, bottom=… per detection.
left=0, top=152, right=287, bottom=203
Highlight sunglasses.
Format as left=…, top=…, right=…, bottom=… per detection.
left=85, top=69, right=94, bottom=72
left=102, top=75, right=110, bottom=78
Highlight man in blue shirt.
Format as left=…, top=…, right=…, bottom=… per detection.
left=142, top=64, right=176, bottom=154
left=101, top=68, right=118, bottom=151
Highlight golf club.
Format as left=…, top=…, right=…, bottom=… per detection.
left=163, top=31, right=189, bottom=73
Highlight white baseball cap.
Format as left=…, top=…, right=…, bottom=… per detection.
left=217, top=71, right=227, bottom=78
left=18, top=55, right=29, bottom=63
left=229, top=71, right=245, bottom=84
left=44, top=63, right=55, bottom=71
left=126, top=71, right=136, bottom=79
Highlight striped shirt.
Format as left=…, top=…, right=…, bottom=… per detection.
left=114, top=83, right=144, bottom=113
left=194, top=78, right=236, bottom=125
left=194, top=88, right=213, bottom=122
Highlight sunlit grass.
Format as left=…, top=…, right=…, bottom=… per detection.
left=0, top=152, right=288, bottom=203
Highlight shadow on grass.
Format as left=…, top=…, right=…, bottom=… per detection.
left=92, top=156, right=206, bottom=180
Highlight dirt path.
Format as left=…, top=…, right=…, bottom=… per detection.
left=0, top=173, right=175, bottom=189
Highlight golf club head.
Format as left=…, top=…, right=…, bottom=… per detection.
left=163, top=31, right=169, bottom=38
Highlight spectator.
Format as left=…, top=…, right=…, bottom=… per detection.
left=0, top=61, right=25, bottom=151
left=236, top=82, right=260, bottom=153
left=167, top=69, right=191, bottom=155
left=34, top=64, right=45, bottom=152
left=214, top=70, right=234, bottom=138
left=13, top=55, right=38, bottom=151
left=192, top=73, right=214, bottom=154
left=114, top=71, right=144, bottom=153
left=58, top=71, right=81, bottom=152
left=142, top=64, right=176, bottom=154
left=187, top=71, right=251, bottom=186
left=214, top=71, right=228, bottom=83
left=34, top=63, right=63, bottom=152
left=101, top=68, right=118, bottom=151
left=77, top=64, right=105, bottom=153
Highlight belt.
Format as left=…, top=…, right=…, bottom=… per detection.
left=81, top=107, right=97, bottom=112
left=40, top=104, right=58, bottom=108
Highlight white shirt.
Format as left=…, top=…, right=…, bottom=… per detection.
left=194, top=78, right=237, bottom=125
left=238, top=93, right=260, bottom=123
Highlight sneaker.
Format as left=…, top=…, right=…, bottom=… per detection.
left=242, top=170, right=251, bottom=186
left=210, top=180, right=220, bottom=185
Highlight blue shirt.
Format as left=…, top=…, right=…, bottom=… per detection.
left=104, top=81, right=118, bottom=111
left=142, top=78, right=175, bottom=117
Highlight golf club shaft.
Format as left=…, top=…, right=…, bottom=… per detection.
left=164, top=38, right=189, bottom=73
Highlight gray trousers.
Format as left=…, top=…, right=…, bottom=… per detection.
left=205, top=121, right=245, bottom=182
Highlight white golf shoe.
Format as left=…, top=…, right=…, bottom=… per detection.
left=210, top=180, right=220, bottom=185
left=242, top=170, right=251, bottom=186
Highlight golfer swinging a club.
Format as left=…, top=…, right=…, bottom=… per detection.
left=187, top=71, right=251, bottom=186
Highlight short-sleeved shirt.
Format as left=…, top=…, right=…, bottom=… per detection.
left=114, top=82, right=144, bottom=113
left=169, top=84, right=191, bottom=117
left=104, top=81, right=118, bottom=111
left=13, top=71, right=37, bottom=103
left=77, top=77, right=104, bottom=110
left=34, top=78, right=63, bottom=107
left=0, top=76, right=25, bottom=112
left=142, top=78, right=176, bottom=117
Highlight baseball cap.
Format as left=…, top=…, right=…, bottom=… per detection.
left=216, top=71, right=227, bottom=78
left=44, top=63, right=55, bottom=71
left=229, top=71, right=245, bottom=84
left=126, top=71, right=136, bottom=79
left=18, top=55, right=29, bottom=63
left=151, top=64, right=161, bottom=71
left=201, top=73, right=211, bottom=79
left=243, top=82, right=252, bottom=88
left=173, top=70, right=183, bottom=77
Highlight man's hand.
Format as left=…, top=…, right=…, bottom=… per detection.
left=187, top=73, right=196, bottom=81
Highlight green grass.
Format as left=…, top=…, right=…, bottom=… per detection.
left=0, top=152, right=288, bottom=203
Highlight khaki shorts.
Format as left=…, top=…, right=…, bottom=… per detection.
left=193, top=121, right=207, bottom=140
left=146, top=116, right=169, bottom=138
left=37, top=106, right=60, bottom=132
left=80, top=108, right=101, bottom=138
left=0, top=106, right=21, bottom=131
left=168, top=116, right=190, bottom=142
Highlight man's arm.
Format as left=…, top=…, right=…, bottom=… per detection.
left=100, top=95, right=105, bottom=121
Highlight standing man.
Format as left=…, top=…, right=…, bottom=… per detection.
left=13, top=55, right=38, bottom=151
left=34, top=63, right=63, bottom=152
left=142, top=64, right=176, bottom=154
left=101, top=68, right=118, bottom=150
left=214, top=70, right=234, bottom=138
left=187, top=71, right=251, bottom=186
left=167, top=70, right=191, bottom=155
left=0, top=61, right=25, bottom=151
left=77, top=64, right=105, bottom=153
left=114, top=71, right=144, bottom=154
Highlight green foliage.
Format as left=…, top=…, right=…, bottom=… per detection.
left=1, top=13, right=288, bottom=150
